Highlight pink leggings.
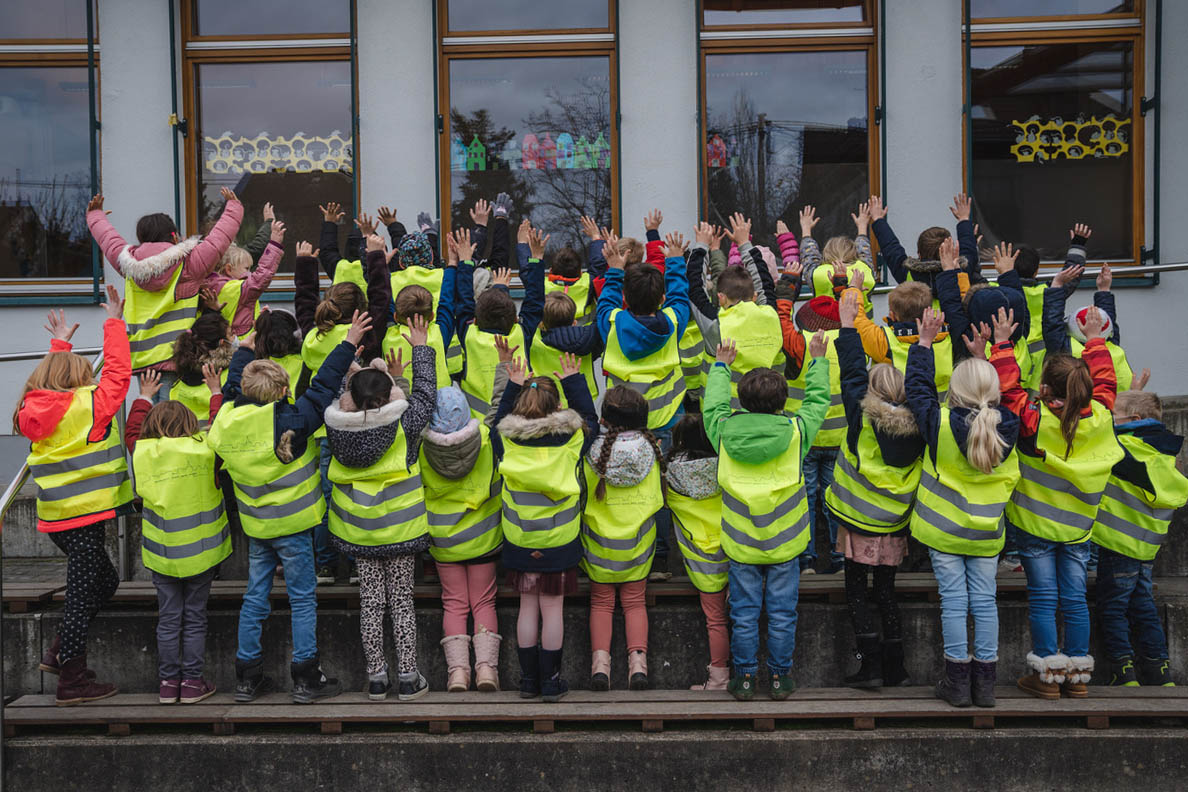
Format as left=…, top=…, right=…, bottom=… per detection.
left=700, top=590, right=729, bottom=668
left=437, top=561, right=498, bottom=636
left=517, top=591, right=565, bottom=651
left=589, top=580, right=649, bottom=654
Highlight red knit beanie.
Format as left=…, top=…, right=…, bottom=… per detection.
left=795, top=295, right=841, bottom=332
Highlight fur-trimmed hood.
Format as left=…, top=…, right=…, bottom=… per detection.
left=587, top=430, right=656, bottom=490
left=117, top=237, right=202, bottom=287
left=861, top=394, right=919, bottom=438
left=666, top=454, right=720, bottom=500
left=422, top=417, right=482, bottom=479
left=497, top=409, right=584, bottom=441
left=322, top=390, right=411, bottom=469
left=178, top=340, right=236, bottom=386
left=904, top=255, right=968, bottom=276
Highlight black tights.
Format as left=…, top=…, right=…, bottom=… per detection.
left=49, top=522, right=120, bottom=661
left=844, top=559, right=901, bottom=639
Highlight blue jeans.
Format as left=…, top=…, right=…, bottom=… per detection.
left=237, top=529, right=318, bottom=664
left=312, top=439, right=338, bottom=569
left=798, top=447, right=842, bottom=568
left=728, top=558, right=800, bottom=675
left=1096, top=547, right=1167, bottom=661
left=928, top=549, right=999, bottom=661
left=1014, top=527, right=1091, bottom=658
left=151, top=371, right=179, bottom=405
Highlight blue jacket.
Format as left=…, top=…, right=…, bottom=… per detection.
left=596, top=256, right=691, bottom=360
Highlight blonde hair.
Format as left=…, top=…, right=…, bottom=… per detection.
left=867, top=363, right=906, bottom=404
left=141, top=401, right=200, bottom=439
left=617, top=237, right=645, bottom=267
left=1115, top=390, right=1162, bottom=422
left=947, top=358, right=1008, bottom=474
left=218, top=244, right=251, bottom=276
left=241, top=359, right=290, bottom=403
left=315, top=282, right=366, bottom=335
left=542, top=292, right=577, bottom=331
left=887, top=282, right=933, bottom=324
left=13, top=352, right=94, bottom=432
left=822, top=236, right=859, bottom=266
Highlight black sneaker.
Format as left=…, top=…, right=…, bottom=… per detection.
left=291, top=657, right=342, bottom=704
left=398, top=672, right=429, bottom=701
left=234, top=659, right=273, bottom=703
left=1139, top=656, right=1176, bottom=687
left=1108, top=656, right=1139, bottom=687
left=315, top=566, right=336, bottom=585
left=368, top=670, right=391, bottom=701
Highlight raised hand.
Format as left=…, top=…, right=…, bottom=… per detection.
left=385, top=346, right=407, bottom=379
left=1079, top=305, right=1105, bottom=342
left=44, top=309, right=79, bottom=342
left=453, top=227, right=475, bottom=262
left=556, top=352, right=581, bottom=380
left=710, top=225, right=727, bottom=251
left=270, top=220, right=286, bottom=244
left=782, top=258, right=803, bottom=280
left=345, top=309, right=374, bottom=347
left=831, top=259, right=848, bottom=282
left=517, top=218, right=531, bottom=245
left=354, top=212, right=377, bottom=236
left=1097, top=262, right=1112, bottom=292
left=917, top=307, right=944, bottom=348
left=101, top=284, right=124, bottom=320
left=728, top=212, right=751, bottom=246
left=964, top=323, right=992, bottom=360
left=949, top=193, right=972, bottom=222
left=1051, top=263, right=1084, bottom=289
left=603, top=231, right=624, bottom=270
left=939, top=236, right=960, bottom=272
left=470, top=199, right=490, bottom=227
left=644, top=208, right=663, bottom=232
left=87, top=194, right=105, bottom=213
left=199, top=286, right=226, bottom=313
left=320, top=201, right=344, bottom=223
left=848, top=267, right=865, bottom=291
left=991, top=306, right=1017, bottom=345
left=580, top=215, right=601, bottom=241
left=507, top=355, right=530, bottom=386
left=776, top=219, right=791, bottom=236
left=851, top=201, right=870, bottom=236
left=376, top=205, right=398, bottom=226
left=262, top=202, right=276, bottom=222
left=494, top=334, right=520, bottom=364
left=1133, top=367, right=1151, bottom=391
left=716, top=339, right=737, bottom=366
left=365, top=233, right=386, bottom=254
left=528, top=226, right=550, bottom=260
left=402, top=313, right=429, bottom=348
left=219, top=187, right=239, bottom=204
left=1070, top=222, right=1093, bottom=241
left=992, top=241, right=1019, bottom=276
left=799, top=205, right=819, bottom=238
left=492, top=267, right=512, bottom=288
left=202, top=362, right=222, bottom=395
left=839, top=290, right=861, bottom=329
left=867, top=195, right=888, bottom=222
left=809, top=331, right=828, bottom=359
left=694, top=221, right=714, bottom=247
left=296, top=241, right=318, bottom=259
left=138, top=370, right=163, bottom=401
left=665, top=231, right=687, bottom=258
left=445, top=232, right=459, bottom=267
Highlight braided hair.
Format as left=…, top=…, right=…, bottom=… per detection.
left=593, top=386, right=667, bottom=501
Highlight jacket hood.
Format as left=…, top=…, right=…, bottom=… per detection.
left=117, top=237, right=202, bottom=287
left=720, top=412, right=798, bottom=464
left=666, top=454, right=720, bottom=499
left=611, top=311, right=674, bottom=361
left=904, top=256, right=968, bottom=276
left=861, top=394, right=919, bottom=437
left=587, top=430, right=656, bottom=489
left=498, top=409, right=585, bottom=441
left=180, top=341, right=236, bottom=385
left=323, top=392, right=411, bottom=469
left=1116, top=418, right=1184, bottom=456
left=422, top=418, right=482, bottom=479
left=17, top=390, right=77, bottom=442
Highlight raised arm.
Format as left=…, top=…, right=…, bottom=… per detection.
left=868, top=196, right=907, bottom=284
left=293, top=242, right=321, bottom=337
left=91, top=290, right=131, bottom=439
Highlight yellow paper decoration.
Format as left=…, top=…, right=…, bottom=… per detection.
left=1009, top=115, right=1130, bottom=163
left=202, top=132, right=354, bottom=175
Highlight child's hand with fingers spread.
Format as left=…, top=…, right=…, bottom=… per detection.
left=867, top=195, right=888, bottom=222
left=694, top=222, right=714, bottom=247
left=262, top=202, right=275, bottom=222
left=354, top=212, right=376, bottom=236
left=963, top=323, right=991, bottom=360
left=507, top=356, right=530, bottom=386
left=1079, top=305, right=1105, bottom=342
left=494, top=334, right=520, bottom=364
left=644, top=208, right=663, bottom=232
left=729, top=212, right=751, bottom=245
left=402, top=314, right=429, bottom=348
left=710, top=225, right=727, bottom=250
left=991, top=306, right=1017, bottom=345
left=917, top=308, right=944, bottom=348
left=1071, top=222, right=1093, bottom=241
left=848, top=267, right=864, bottom=292
left=949, top=193, right=972, bottom=222
left=783, top=259, right=803, bottom=280
left=492, top=268, right=512, bottom=289
left=839, top=290, right=860, bottom=329
left=44, top=309, right=79, bottom=342
left=366, top=233, right=386, bottom=254
left=385, top=346, right=407, bottom=379
left=220, top=187, right=239, bottom=204
left=345, top=310, right=373, bottom=346
left=139, top=370, right=162, bottom=401
left=831, top=259, right=848, bottom=282
left=580, top=215, right=600, bottom=241
left=202, top=362, right=222, bottom=395
left=799, top=205, right=819, bottom=237
left=716, top=339, right=737, bottom=366
left=557, top=352, right=581, bottom=380
left=446, top=232, right=459, bottom=267
left=1134, top=368, right=1151, bottom=391
left=603, top=231, right=624, bottom=270
left=470, top=199, right=491, bottom=227
left=296, top=241, right=316, bottom=259
left=320, top=202, right=344, bottom=223
left=851, top=201, right=870, bottom=235
left=87, top=194, right=104, bottom=213
left=517, top=218, right=531, bottom=245
left=376, top=205, right=397, bottom=226
left=270, top=220, right=286, bottom=244
left=938, top=237, right=960, bottom=272
left=776, top=219, right=791, bottom=236
left=1097, top=262, right=1112, bottom=292
left=529, top=227, right=550, bottom=260
left=1051, top=264, right=1084, bottom=289
left=454, top=228, right=475, bottom=262
left=992, top=241, right=1019, bottom=276
left=809, top=331, right=828, bottom=359
left=665, top=231, right=687, bottom=258
left=101, top=284, right=124, bottom=320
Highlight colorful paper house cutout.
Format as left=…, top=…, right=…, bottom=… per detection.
left=466, top=136, right=486, bottom=171
left=556, top=133, right=575, bottom=168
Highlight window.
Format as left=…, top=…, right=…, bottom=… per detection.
left=966, top=6, right=1143, bottom=262
left=438, top=2, right=617, bottom=254
left=701, top=3, right=878, bottom=245
left=445, top=0, right=611, bottom=33
left=182, top=0, right=355, bottom=278
left=971, top=1, right=1134, bottom=21
left=0, top=4, right=99, bottom=297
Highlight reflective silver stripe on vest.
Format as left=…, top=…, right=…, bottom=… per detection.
left=837, top=455, right=914, bottom=504
left=128, top=330, right=187, bottom=354
left=142, top=525, right=230, bottom=560
left=30, top=444, right=125, bottom=478
left=913, top=500, right=1005, bottom=542
left=607, top=370, right=688, bottom=413
left=126, top=305, right=198, bottom=335
left=720, top=512, right=809, bottom=552
left=234, top=458, right=319, bottom=499
left=330, top=499, right=426, bottom=531
left=502, top=501, right=580, bottom=532
left=818, top=415, right=849, bottom=432
left=583, top=529, right=656, bottom=572
left=335, top=475, right=422, bottom=509
left=1095, top=508, right=1168, bottom=547
left=143, top=502, right=226, bottom=533
left=722, top=489, right=806, bottom=530
left=1102, top=483, right=1175, bottom=521
left=463, top=389, right=489, bottom=414
left=683, top=365, right=704, bottom=378
left=430, top=510, right=502, bottom=549
left=1018, top=463, right=1101, bottom=506
left=505, top=487, right=571, bottom=509
left=1010, top=491, right=1095, bottom=532
left=673, top=525, right=728, bottom=574
left=427, top=481, right=502, bottom=526
left=37, top=471, right=128, bottom=502
left=828, top=480, right=908, bottom=525
left=919, top=471, right=1004, bottom=519
left=608, top=368, right=676, bottom=394
left=237, top=484, right=324, bottom=521
left=1028, top=339, right=1046, bottom=355
left=446, top=344, right=463, bottom=359
left=582, top=517, right=655, bottom=551
left=787, top=386, right=805, bottom=401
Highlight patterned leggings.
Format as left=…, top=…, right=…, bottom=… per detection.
left=356, top=554, right=417, bottom=675
left=49, top=522, right=120, bottom=661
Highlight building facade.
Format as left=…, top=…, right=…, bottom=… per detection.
left=0, top=0, right=1183, bottom=423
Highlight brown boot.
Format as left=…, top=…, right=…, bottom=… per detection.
left=1061, top=655, right=1093, bottom=698
left=55, top=655, right=117, bottom=706
left=38, top=634, right=62, bottom=675
left=1017, top=652, right=1067, bottom=701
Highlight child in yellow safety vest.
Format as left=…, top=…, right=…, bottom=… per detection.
left=907, top=307, right=1021, bottom=709
left=251, top=309, right=307, bottom=401
left=1093, top=390, right=1188, bottom=687
left=530, top=292, right=604, bottom=407
left=827, top=291, right=924, bottom=691
left=18, top=289, right=132, bottom=705
left=796, top=203, right=876, bottom=317
left=166, top=312, right=234, bottom=428
left=323, top=315, right=437, bottom=702
left=125, top=377, right=227, bottom=706
left=994, top=299, right=1123, bottom=700
left=203, top=219, right=284, bottom=339
left=492, top=351, right=600, bottom=703
left=583, top=386, right=665, bottom=692
left=705, top=329, right=832, bottom=701
left=666, top=414, right=730, bottom=691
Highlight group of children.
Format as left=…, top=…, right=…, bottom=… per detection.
left=18, top=187, right=1187, bottom=710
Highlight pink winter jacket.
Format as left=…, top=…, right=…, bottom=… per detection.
left=203, top=239, right=283, bottom=336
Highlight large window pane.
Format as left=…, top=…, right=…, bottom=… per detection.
left=971, top=1, right=1132, bottom=18
left=0, top=1, right=91, bottom=39
left=971, top=42, right=1134, bottom=260
left=447, top=0, right=608, bottom=32
left=704, top=1, right=866, bottom=27
left=447, top=56, right=613, bottom=253
left=194, top=0, right=349, bottom=36
left=0, top=67, right=92, bottom=279
left=705, top=51, right=869, bottom=246
left=197, top=61, right=353, bottom=272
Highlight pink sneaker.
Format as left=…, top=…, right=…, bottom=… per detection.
left=179, top=677, right=216, bottom=704
left=159, top=678, right=181, bottom=704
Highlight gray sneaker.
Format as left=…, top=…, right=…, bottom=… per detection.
left=398, top=672, right=429, bottom=701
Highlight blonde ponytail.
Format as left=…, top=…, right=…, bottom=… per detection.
left=947, top=358, right=1008, bottom=474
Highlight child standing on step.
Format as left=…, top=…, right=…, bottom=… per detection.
left=126, top=369, right=229, bottom=705
left=492, top=345, right=598, bottom=703
left=168, top=312, right=234, bottom=427
left=323, top=316, right=437, bottom=702
left=20, top=289, right=132, bottom=706
left=1092, top=389, right=1188, bottom=687
left=907, top=294, right=1020, bottom=709
left=583, top=386, right=665, bottom=692
left=666, top=414, right=730, bottom=691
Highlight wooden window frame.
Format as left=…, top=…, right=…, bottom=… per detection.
left=963, top=5, right=1145, bottom=267
left=440, top=0, right=615, bottom=38
left=970, top=0, right=1142, bottom=27
left=700, top=0, right=872, bottom=33
left=179, top=0, right=357, bottom=293
left=435, top=3, right=621, bottom=244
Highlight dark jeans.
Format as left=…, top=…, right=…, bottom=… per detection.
left=797, top=446, right=843, bottom=568
left=49, top=522, right=120, bottom=661
left=313, top=439, right=338, bottom=569
left=652, top=412, right=682, bottom=561
left=153, top=567, right=216, bottom=680
left=1096, top=547, right=1167, bottom=661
